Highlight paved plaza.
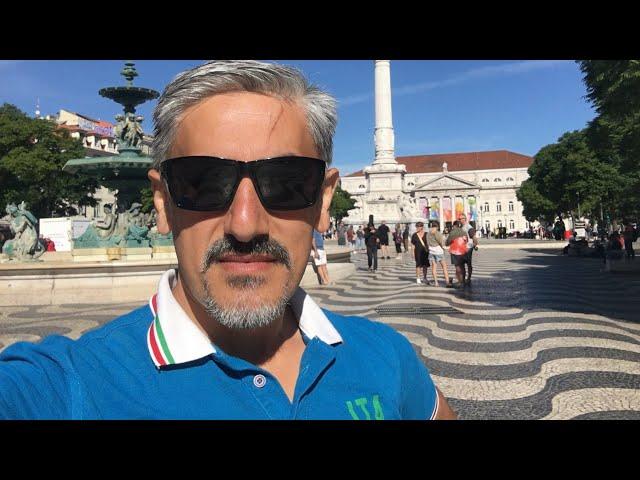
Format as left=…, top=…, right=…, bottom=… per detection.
left=2, top=246, right=640, bottom=419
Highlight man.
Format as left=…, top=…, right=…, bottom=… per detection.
left=0, top=61, right=455, bottom=420
left=311, top=228, right=330, bottom=285
left=377, top=220, right=391, bottom=259
left=364, top=225, right=379, bottom=272
left=459, top=214, right=478, bottom=284
left=411, top=222, right=429, bottom=284
left=446, top=220, right=469, bottom=288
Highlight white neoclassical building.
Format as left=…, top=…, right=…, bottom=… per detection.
left=340, top=60, right=534, bottom=234
left=341, top=150, right=534, bottom=234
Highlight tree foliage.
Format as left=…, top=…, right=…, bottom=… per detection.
left=517, top=130, right=622, bottom=223
left=0, top=103, right=99, bottom=219
left=579, top=60, right=640, bottom=219
left=329, top=184, right=356, bottom=222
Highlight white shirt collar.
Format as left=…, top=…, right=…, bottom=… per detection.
left=147, top=269, right=342, bottom=368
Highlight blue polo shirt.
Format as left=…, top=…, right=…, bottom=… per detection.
left=0, top=269, right=438, bottom=420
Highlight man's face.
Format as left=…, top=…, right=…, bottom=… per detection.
left=149, top=92, right=338, bottom=329
left=460, top=215, right=468, bottom=225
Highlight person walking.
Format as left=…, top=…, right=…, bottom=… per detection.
left=459, top=214, right=478, bottom=284
left=623, top=221, right=636, bottom=259
left=426, top=221, right=450, bottom=288
left=355, top=225, right=365, bottom=253
left=446, top=220, right=469, bottom=288
left=346, top=225, right=355, bottom=251
left=393, top=223, right=403, bottom=256
left=411, top=222, right=429, bottom=284
left=402, top=224, right=410, bottom=253
left=377, top=220, right=391, bottom=259
left=365, top=225, right=379, bottom=272
left=312, top=229, right=330, bottom=285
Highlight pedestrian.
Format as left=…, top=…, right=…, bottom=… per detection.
left=365, top=225, right=379, bottom=272
left=355, top=225, right=365, bottom=252
left=411, top=222, right=429, bottom=284
left=426, top=221, right=451, bottom=288
left=346, top=225, right=355, bottom=251
left=0, top=60, right=456, bottom=419
left=459, top=214, right=478, bottom=284
left=377, top=220, right=391, bottom=259
left=402, top=223, right=410, bottom=252
left=312, top=229, right=330, bottom=285
left=623, top=222, right=636, bottom=259
left=446, top=220, right=470, bottom=288
left=393, top=223, right=403, bottom=255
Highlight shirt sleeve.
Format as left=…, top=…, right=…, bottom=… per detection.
left=0, top=337, right=75, bottom=419
left=395, top=333, right=438, bottom=420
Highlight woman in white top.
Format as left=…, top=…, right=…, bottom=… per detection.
left=426, top=221, right=451, bottom=287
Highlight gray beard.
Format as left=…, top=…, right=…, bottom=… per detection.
left=201, top=275, right=291, bottom=330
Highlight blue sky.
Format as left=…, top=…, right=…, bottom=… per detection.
left=1, top=60, right=595, bottom=176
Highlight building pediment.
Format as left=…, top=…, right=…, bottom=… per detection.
left=414, top=174, right=478, bottom=191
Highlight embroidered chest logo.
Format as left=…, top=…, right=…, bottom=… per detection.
left=346, top=395, right=384, bottom=420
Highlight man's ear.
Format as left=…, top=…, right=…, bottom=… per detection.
left=148, top=168, right=172, bottom=235
left=315, top=167, right=340, bottom=232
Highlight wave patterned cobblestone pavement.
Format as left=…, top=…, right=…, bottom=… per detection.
left=1, top=247, right=639, bottom=419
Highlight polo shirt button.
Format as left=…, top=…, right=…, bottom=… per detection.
left=253, top=374, right=267, bottom=388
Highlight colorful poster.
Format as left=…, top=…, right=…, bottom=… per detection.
left=455, top=196, right=464, bottom=220
left=418, top=197, right=428, bottom=219
left=443, top=197, right=452, bottom=223
left=430, top=197, right=439, bottom=221
left=468, top=196, right=478, bottom=222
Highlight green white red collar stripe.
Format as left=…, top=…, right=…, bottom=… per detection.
left=147, top=294, right=175, bottom=366
left=147, top=268, right=342, bottom=369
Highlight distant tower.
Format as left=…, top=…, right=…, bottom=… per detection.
left=35, top=98, right=41, bottom=119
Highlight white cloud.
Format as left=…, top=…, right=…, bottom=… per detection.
left=338, top=60, right=572, bottom=107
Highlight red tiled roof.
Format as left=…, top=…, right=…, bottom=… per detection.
left=345, top=150, right=533, bottom=177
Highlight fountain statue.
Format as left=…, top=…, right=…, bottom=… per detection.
left=1, top=202, right=45, bottom=261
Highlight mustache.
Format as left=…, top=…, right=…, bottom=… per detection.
left=200, top=234, right=292, bottom=273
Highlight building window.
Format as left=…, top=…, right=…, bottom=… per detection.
left=482, top=178, right=489, bottom=183
left=507, top=177, right=515, bottom=182
left=484, top=202, right=490, bottom=213
left=509, top=219, right=515, bottom=230
left=508, top=201, right=514, bottom=212
left=485, top=220, right=491, bottom=230
left=497, top=220, right=503, bottom=228
left=496, top=202, right=502, bottom=213
left=358, top=184, right=365, bottom=189
left=494, top=178, right=502, bottom=182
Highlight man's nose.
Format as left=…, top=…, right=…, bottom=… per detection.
left=223, top=176, right=270, bottom=243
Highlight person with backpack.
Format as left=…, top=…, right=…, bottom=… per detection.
left=446, top=220, right=469, bottom=288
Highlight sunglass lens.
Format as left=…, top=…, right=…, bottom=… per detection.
left=254, top=157, right=325, bottom=210
left=164, top=157, right=238, bottom=211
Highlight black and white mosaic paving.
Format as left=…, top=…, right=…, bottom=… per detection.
left=2, top=247, right=639, bottom=419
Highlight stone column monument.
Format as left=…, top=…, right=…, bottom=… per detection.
left=345, top=61, right=420, bottom=226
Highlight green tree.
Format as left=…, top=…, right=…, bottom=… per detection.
left=517, top=130, right=622, bottom=223
left=140, top=186, right=154, bottom=214
left=579, top=60, right=640, bottom=219
left=329, top=184, right=356, bottom=222
left=0, top=103, right=99, bottom=219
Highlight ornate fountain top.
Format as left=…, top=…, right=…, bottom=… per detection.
left=121, top=62, right=139, bottom=86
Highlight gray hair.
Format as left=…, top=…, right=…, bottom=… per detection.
left=151, top=60, right=337, bottom=169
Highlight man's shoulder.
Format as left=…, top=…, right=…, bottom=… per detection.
left=79, top=303, right=152, bottom=341
left=322, top=309, right=414, bottom=355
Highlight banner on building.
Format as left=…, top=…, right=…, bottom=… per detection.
left=418, top=197, right=429, bottom=219
left=455, top=196, right=464, bottom=220
left=430, top=197, right=439, bottom=221
left=442, top=197, right=452, bottom=222
left=468, top=196, right=478, bottom=222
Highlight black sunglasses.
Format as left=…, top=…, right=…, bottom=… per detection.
left=159, top=156, right=326, bottom=212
